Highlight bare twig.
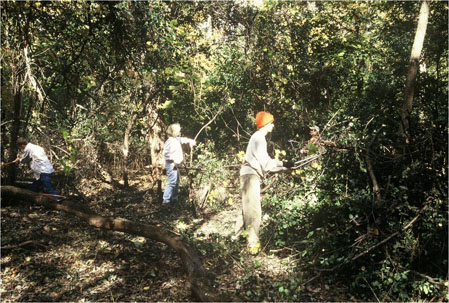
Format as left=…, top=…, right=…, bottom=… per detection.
left=364, top=125, right=386, bottom=205
left=190, top=106, right=225, bottom=165
left=292, top=154, right=323, bottom=169
left=199, top=183, right=211, bottom=209
left=301, top=274, right=320, bottom=286
left=364, top=117, right=375, bottom=130
left=52, top=145, right=71, bottom=156
left=364, top=153, right=382, bottom=204
left=50, top=149, right=60, bottom=161
left=363, top=277, right=381, bottom=302
left=1, top=120, right=13, bottom=127
left=352, top=205, right=429, bottom=262
left=368, top=125, right=385, bottom=148
left=409, top=270, right=448, bottom=287
left=321, top=109, right=341, bottom=135
left=261, top=175, right=279, bottom=194
left=193, top=106, right=225, bottom=143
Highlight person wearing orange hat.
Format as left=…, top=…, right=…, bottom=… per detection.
left=237, top=111, right=294, bottom=254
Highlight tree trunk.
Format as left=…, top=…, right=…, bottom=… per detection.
left=400, top=0, right=429, bottom=138
left=24, top=46, right=45, bottom=105
left=7, top=64, right=24, bottom=185
left=4, top=3, right=30, bottom=185
left=122, top=113, right=137, bottom=188
left=146, top=103, right=165, bottom=199
left=1, top=185, right=234, bottom=302
left=364, top=154, right=382, bottom=205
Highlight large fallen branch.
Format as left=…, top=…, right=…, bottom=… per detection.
left=1, top=185, right=233, bottom=302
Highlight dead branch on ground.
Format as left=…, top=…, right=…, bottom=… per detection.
left=1, top=185, right=234, bottom=302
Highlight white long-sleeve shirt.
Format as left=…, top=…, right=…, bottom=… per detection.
left=20, top=143, right=54, bottom=180
left=240, top=130, right=286, bottom=177
left=163, top=137, right=194, bottom=165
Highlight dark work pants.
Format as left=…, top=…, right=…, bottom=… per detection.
left=30, top=173, right=58, bottom=195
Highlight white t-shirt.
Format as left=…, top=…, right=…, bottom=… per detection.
left=163, top=137, right=194, bottom=166
left=20, top=143, right=54, bottom=179
left=240, top=130, right=285, bottom=177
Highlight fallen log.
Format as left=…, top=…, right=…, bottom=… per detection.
left=1, top=185, right=233, bottom=302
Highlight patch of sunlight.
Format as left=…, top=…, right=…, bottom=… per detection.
left=69, top=260, right=117, bottom=289
left=98, top=240, right=110, bottom=249
left=2, top=256, right=12, bottom=263
left=253, top=253, right=299, bottom=277
left=162, top=278, right=180, bottom=288
left=175, top=220, right=188, bottom=231
left=195, top=208, right=238, bottom=238
left=308, top=194, right=318, bottom=206
left=131, top=236, right=146, bottom=248
left=85, top=271, right=123, bottom=296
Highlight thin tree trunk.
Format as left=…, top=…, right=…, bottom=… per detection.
left=146, top=103, right=164, bottom=200
left=122, top=113, right=137, bottom=188
left=400, top=0, right=429, bottom=138
left=364, top=154, right=382, bottom=205
left=7, top=67, right=24, bottom=185
left=24, top=46, right=45, bottom=105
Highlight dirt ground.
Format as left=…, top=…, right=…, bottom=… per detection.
left=1, top=172, right=349, bottom=302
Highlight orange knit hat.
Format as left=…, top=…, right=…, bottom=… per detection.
left=256, top=111, right=274, bottom=129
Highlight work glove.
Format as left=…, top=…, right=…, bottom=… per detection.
left=283, top=160, right=295, bottom=169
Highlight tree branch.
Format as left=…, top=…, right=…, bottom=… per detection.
left=364, top=153, right=382, bottom=204
left=190, top=106, right=225, bottom=165
left=352, top=205, right=428, bottom=262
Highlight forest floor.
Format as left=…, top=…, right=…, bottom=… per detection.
left=1, top=171, right=350, bottom=302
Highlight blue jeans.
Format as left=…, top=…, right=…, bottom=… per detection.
left=30, top=173, right=58, bottom=195
left=163, top=161, right=180, bottom=203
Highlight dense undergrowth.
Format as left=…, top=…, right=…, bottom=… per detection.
left=2, top=1, right=448, bottom=301
left=2, top=124, right=447, bottom=302
left=183, top=117, right=448, bottom=302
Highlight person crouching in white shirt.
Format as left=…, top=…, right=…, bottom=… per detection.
left=162, top=123, right=196, bottom=205
left=13, top=137, right=61, bottom=200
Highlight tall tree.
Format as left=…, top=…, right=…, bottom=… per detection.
left=400, top=0, right=429, bottom=139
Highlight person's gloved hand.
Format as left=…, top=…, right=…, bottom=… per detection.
left=283, top=160, right=295, bottom=169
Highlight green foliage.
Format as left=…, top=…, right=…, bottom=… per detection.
left=262, top=111, right=447, bottom=301
left=1, top=1, right=447, bottom=301
left=189, top=140, right=239, bottom=211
